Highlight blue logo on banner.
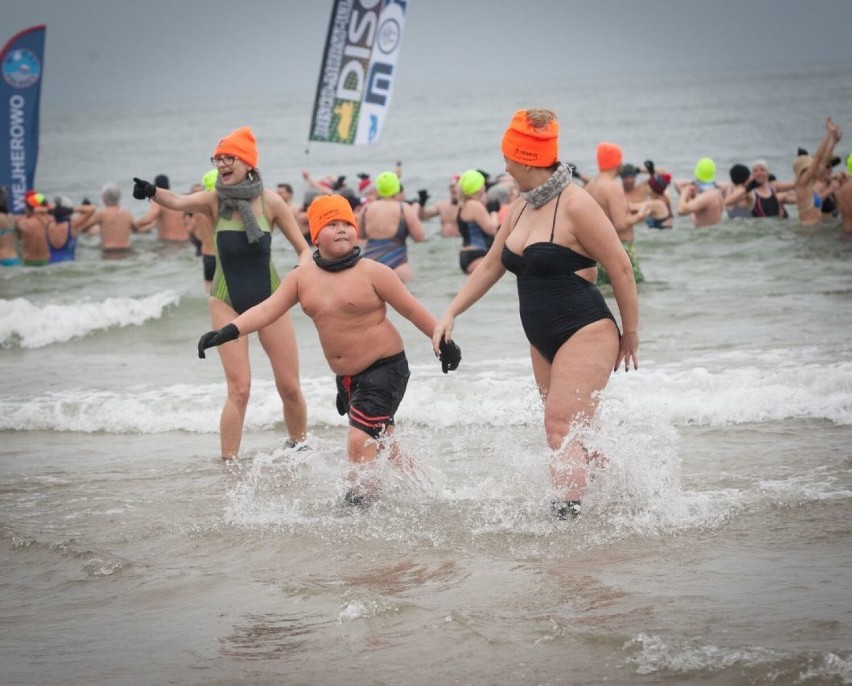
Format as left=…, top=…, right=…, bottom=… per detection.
left=3, top=48, right=42, bottom=89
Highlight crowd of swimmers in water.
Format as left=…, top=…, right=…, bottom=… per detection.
left=1, top=117, right=849, bottom=283
left=5, top=114, right=847, bottom=517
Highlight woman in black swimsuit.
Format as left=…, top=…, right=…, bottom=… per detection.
left=749, top=160, right=791, bottom=218
left=432, top=109, right=639, bottom=518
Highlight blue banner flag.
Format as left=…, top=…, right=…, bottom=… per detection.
left=0, top=25, right=46, bottom=214
left=309, top=0, right=409, bottom=146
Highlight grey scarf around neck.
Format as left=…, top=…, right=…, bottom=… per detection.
left=520, top=162, right=573, bottom=209
left=216, top=171, right=265, bottom=243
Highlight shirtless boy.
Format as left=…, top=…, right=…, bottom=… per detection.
left=197, top=193, right=461, bottom=503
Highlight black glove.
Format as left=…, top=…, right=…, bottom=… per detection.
left=438, top=337, right=461, bottom=374
left=132, top=177, right=156, bottom=200
left=745, top=179, right=760, bottom=192
left=644, top=159, right=655, bottom=175
left=197, top=323, right=240, bottom=359
left=486, top=199, right=501, bottom=213
left=332, top=175, right=346, bottom=190
left=417, top=189, right=430, bottom=206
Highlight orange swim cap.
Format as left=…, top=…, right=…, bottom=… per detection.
left=596, top=142, right=623, bottom=172
left=213, top=126, right=258, bottom=169
left=501, top=110, right=559, bottom=168
left=307, top=193, right=357, bottom=245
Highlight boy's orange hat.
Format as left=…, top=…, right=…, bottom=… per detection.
left=597, top=142, right=623, bottom=171
left=501, top=110, right=559, bottom=167
left=213, top=126, right=258, bottom=169
left=307, top=194, right=357, bottom=245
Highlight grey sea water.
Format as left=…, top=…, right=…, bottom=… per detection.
left=1, top=65, right=851, bottom=685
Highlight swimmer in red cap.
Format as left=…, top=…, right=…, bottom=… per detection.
left=16, top=189, right=52, bottom=266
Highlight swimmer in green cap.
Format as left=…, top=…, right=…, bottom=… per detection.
left=674, top=158, right=725, bottom=227
left=455, top=169, right=500, bottom=275
left=359, top=170, right=426, bottom=283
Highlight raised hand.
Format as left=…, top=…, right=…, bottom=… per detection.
left=132, top=177, right=156, bottom=200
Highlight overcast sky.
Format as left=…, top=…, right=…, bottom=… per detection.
left=4, top=0, right=852, bottom=108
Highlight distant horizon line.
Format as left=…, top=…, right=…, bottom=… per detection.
left=36, top=58, right=852, bottom=113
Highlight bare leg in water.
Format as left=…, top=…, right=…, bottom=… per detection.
left=529, top=319, right=619, bottom=517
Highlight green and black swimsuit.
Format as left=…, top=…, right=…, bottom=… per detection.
left=211, top=201, right=280, bottom=314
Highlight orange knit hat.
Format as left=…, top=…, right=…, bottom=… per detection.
left=213, top=127, right=258, bottom=169
left=596, top=142, right=623, bottom=172
left=307, top=194, right=357, bottom=245
left=501, top=110, right=559, bottom=167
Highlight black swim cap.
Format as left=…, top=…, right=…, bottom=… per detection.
left=729, top=164, right=750, bottom=186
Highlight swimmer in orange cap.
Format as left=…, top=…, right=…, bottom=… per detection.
left=433, top=108, right=639, bottom=519
left=197, top=193, right=462, bottom=506
left=133, top=126, right=311, bottom=459
left=584, top=142, right=648, bottom=284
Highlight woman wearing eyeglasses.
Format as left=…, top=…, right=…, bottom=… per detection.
left=133, top=126, right=310, bottom=459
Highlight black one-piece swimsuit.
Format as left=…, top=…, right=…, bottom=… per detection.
left=500, top=197, right=617, bottom=362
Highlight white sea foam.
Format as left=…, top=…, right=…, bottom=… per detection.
left=1, top=354, right=850, bottom=433
left=0, top=291, right=180, bottom=349
left=604, top=358, right=852, bottom=427
left=626, top=632, right=852, bottom=684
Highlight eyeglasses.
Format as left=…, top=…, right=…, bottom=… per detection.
left=210, top=155, right=236, bottom=167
